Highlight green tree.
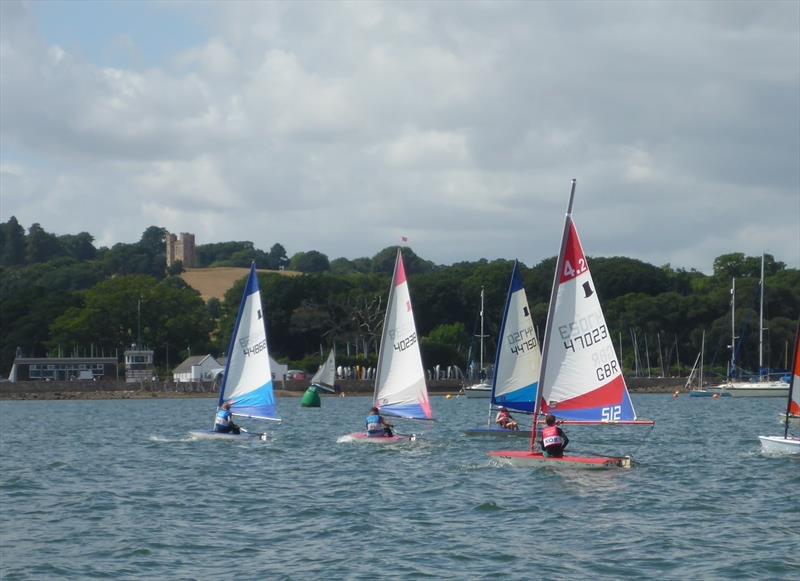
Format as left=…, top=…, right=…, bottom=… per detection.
left=26, top=223, right=63, bottom=264
left=1, top=216, right=26, bottom=266
left=289, top=250, right=330, bottom=273
left=58, top=232, right=97, bottom=261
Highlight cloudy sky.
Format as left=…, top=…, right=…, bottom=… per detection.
left=1, top=0, right=798, bottom=272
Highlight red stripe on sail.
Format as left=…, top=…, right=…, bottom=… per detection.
left=559, top=222, right=589, bottom=284
left=542, top=375, right=627, bottom=412
left=790, top=401, right=800, bottom=415
left=395, top=253, right=407, bottom=285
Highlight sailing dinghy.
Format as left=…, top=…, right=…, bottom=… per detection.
left=464, top=261, right=538, bottom=437
left=758, top=322, right=800, bottom=454
left=301, top=348, right=336, bottom=407
left=190, top=263, right=280, bottom=441
left=341, top=249, right=433, bottom=444
left=463, top=287, right=492, bottom=398
left=489, top=180, right=654, bottom=469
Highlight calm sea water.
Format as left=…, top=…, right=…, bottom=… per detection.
left=1, top=394, right=798, bottom=579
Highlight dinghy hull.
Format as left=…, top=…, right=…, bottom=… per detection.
left=344, top=432, right=414, bottom=444
left=758, top=435, right=800, bottom=454
left=189, top=430, right=268, bottom=441
left=463, top=427, right=532, bottom=437
left=488, top=450, right=632, bottom=469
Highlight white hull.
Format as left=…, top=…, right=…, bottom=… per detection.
left=463, top=382, right=492, bottom=398
left=758, top=435, right=800, bottom=454
left=713, top=382, right=789, bottom=398
left=189, top=430, right=267, bottom=441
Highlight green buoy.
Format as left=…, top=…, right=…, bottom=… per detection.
left=300, top=386, right=321, bottom=407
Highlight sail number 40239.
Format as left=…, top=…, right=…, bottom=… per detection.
left=601, top=406, right=621, bottom=422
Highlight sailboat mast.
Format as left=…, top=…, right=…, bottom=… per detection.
left=373, top=249, right=401, bottom=406
left=730, top=278, right=736, bottom=379
left=700, top=330, right=705, bottom=391
left=759, top=254, right=764, bottom=380
left=530, top=178, right=577, bottom=452
left=784, top=322, right=799, bottom=439
left=479, top=286, right=485, bottom=374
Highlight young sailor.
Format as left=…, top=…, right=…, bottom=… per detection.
left=214, top=402, right=240, bottom=434
left=540, top=414, right=569, bottom=457
left=495, top=407, right=519, bottom=430
left=365, top=406, right=394, bottom=437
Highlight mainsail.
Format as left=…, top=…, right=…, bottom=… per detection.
left=491, top=260, right=542, bottom=413
left=217, top=263, right=279, bottom=422
left=373, top=249, right=433, bottom=420
left=311, top=348, right=336, bottom=392
left=535, top=182, right=640, bottom=424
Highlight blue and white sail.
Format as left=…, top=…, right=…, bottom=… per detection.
left=491, top=260, right=542, bottom=413
left=217, top=263, right=279, bottom=422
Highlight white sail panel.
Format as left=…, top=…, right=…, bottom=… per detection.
left=311, top=348, right=336, bottom=390
left=539, top=221, right=636, bottom=422
left=374, top=250, right=433, bottom=420
left=492, top=261, right=541, bottom=413
left=219, top=264, right=278, bottom=421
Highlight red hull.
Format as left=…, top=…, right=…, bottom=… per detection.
left=488, top=450, right=632, bottom=469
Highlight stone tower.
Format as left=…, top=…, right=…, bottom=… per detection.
left=166, top=232, right=196, bottom=268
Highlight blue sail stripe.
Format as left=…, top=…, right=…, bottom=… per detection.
left=381, top=402, right=429, bottom=420
left=494, top=383, right=538, bottom=413
left=229, top=380, right=278, bottom=420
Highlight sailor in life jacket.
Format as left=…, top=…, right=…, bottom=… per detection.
left=365, top=406, right=393, bottom=437
left=540, top=414, right=569, bottom=457
left=214, top=402, right=240, bottom=434
left=495, top=407, right=519, bottom=430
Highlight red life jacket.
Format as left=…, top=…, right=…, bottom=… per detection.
left=542, top=425, right=564, bottom=448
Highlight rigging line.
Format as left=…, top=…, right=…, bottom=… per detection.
left=627, top=423, right=656, bottom=458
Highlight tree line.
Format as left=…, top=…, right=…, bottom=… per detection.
left=1, top=217, right=798, bottom=380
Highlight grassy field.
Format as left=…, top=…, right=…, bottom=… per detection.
left=179, top=267, right=300, bottom=301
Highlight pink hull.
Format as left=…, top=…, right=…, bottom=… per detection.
left=347, top=432, right=413, bottom=444
left=488, top=450, right=632, bottom=469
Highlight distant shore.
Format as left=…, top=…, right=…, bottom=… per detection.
left=0, top=376, right=683, bottom=401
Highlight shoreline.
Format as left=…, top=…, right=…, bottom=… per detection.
left=0, top=385, right=682, bottom=402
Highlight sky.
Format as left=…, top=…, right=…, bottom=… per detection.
left=1, top=0, right=798, bottom=273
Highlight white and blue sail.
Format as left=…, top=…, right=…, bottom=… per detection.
left=217, top=263, right=279, bottom=422
left=373, top=249, right=433, bottom=421
left=491, top=260, right=542, bottom=413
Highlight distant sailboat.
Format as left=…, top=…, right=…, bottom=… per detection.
left=463, top=287, right=492, bottom=398
left=301, top=348, right=336, bottom=407
left=712, top=256, right=789, bottom=397
left=758, top=322, right=800, bottom=454
left=688, top=331, right=729, bottom=398
left=490, top=180, right=654, bottom=469
left=464, top=261, right=539, bottom=437
left=342, top=249, right=433, bottom=443
left=190, top=263, right=280, bottom=440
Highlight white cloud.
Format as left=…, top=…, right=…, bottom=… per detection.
left=0, top=0, right=797, bottom=271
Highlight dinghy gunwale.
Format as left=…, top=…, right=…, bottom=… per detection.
left=488, top=450, right=632, bottom=469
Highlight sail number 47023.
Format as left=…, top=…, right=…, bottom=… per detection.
left=601, top=406, right=621, bottom=422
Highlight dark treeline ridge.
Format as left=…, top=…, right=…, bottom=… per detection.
left=1, top=217, right=798, bottom=380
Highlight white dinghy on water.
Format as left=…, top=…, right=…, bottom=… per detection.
left=464, top=261, right=539, bottom=437
left=340, top=249, right=434, bottom=444
left=489, top=180, right=654, bottom=470
left=189, top=263, right=280, bottom=441
left=758, top=322, right=800, bottom=455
